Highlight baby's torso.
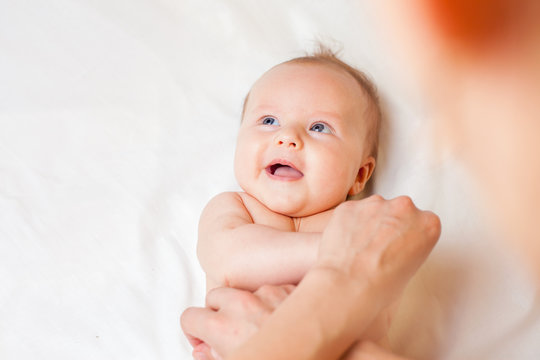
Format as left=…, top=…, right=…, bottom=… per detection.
left=237, top=192, right=334, bottom=233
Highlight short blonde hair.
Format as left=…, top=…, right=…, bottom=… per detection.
left=242, top=46, right=382, bottom=160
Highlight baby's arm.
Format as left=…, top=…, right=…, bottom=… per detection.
left=198, top=192, right=320, bottom=292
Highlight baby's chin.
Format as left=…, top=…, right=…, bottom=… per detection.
left=239, top=182, right=338, bottom=218
left=260, top=196, right=325, bottom=218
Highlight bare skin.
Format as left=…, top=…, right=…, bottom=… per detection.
left=198, top=63, right=376, bottom=293
left=184, top=0, right=540, bottom=358
left=194, top=62, right=390, bottom=351
left=199, top=192, right=332, bottom=292
left=182, top=195, right=441, bottom=360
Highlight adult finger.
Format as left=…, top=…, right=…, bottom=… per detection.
left=421, top=210, right=442, bottom=242
left=388, top=197, right=441, bottom=240
left=365, top=193, right=385, bottom=202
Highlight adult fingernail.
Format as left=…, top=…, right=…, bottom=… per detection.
left=193, top=352, right=208, bottom=360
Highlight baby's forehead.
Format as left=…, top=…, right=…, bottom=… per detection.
left=247, top=62, right=368, bottom=108
left=255, top=61, right=358, bottom=88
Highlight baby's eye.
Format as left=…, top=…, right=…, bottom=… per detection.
left=261, top=116, right=279, bottom=126
left=310, top=122, right=332, bottom=134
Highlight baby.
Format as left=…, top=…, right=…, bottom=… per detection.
left=198, top=48, right=381, bottom=294
left=196, top=48, right=393, bottom=347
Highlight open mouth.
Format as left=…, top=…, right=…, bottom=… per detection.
left=265, top=161, right=304, bottom=180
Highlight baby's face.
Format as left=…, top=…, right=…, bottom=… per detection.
left=234, top=62, right=373, bottom=217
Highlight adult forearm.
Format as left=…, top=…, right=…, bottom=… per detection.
left=227, top=267, right=381, bottom=360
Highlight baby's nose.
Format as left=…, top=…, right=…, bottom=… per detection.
left=274, top=130, right=303, bottom=149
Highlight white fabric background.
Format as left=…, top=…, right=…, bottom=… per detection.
left=1, top=1, right=539, bottom=359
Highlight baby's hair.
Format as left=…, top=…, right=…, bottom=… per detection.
left=242, top=45, right=381, bottom=160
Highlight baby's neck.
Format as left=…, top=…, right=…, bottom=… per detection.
left=291, top=208, right=335, bottom=233
left=236, top=191, right=337, bottom=233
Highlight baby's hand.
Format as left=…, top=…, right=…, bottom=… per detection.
left=192, top=342, right=218, bottom=360
left=181, top=284, right=296, bottom=360
left=341, top=341, right=411, bottom=360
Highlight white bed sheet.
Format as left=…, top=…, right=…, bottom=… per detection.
left=1, top=1, right=539, bottom=359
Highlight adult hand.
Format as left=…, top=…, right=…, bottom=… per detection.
left=181, top=284, right=295, bottom=360
left=316, top=195, right=441, bottom=311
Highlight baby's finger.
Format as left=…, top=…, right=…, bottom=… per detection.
left=185, top=333, right=203, bottom=348
left=193, top=343, right=216, bottom=360
left=281, top=284, right=296, bottom=294
left=342, top=341, right=410, bottom=360
left=205, top=286, right=252, bottom=311
left=180, top=306, right=222, bottom=344
left=253, top=284, right=292, bottom=310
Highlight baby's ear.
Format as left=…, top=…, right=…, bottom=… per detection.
left=348, top=157, right=376, bottom=196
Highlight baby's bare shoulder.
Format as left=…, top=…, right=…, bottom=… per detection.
left=201, top=192, right=294, bottom=230
left=199, top=192, right=252, bottom=228
left=205, top=191, right=245, bottom=210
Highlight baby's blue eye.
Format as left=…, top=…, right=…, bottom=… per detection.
left=310, top=122, right=332, bottom=134
left=261, top=116, right=279, bottom=126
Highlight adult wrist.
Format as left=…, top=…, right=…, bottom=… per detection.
left=227, top=265, right=381, bottom=360
left=302, top=266, right=382, bottom=338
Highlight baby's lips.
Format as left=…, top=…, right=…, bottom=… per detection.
left=265, top=158, right=302, bottom=173
left=271, top=165, right=303, bottom=179
left=265, top=159, right=304, bottom=180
